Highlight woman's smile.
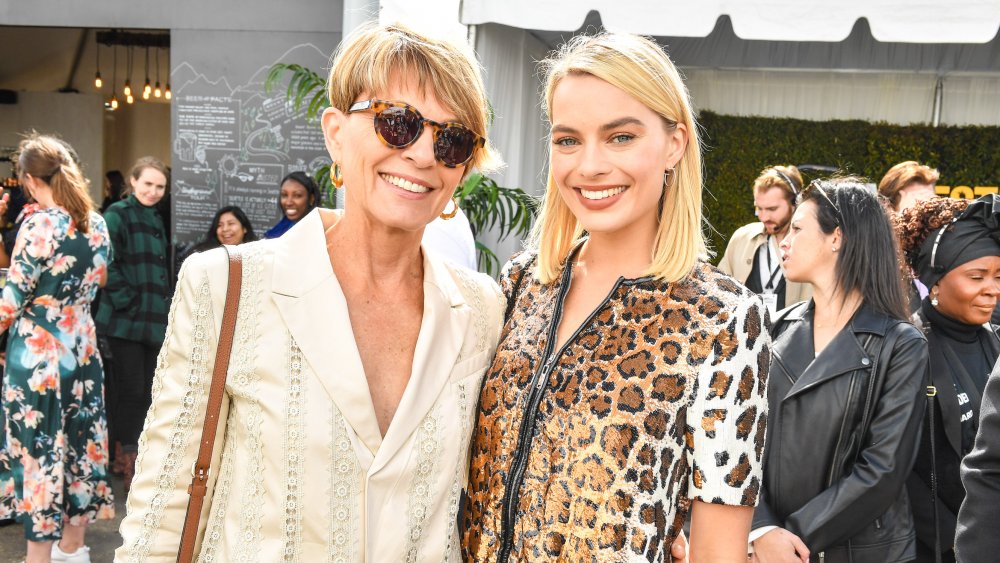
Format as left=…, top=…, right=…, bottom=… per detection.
left=573, top=185, right=629, bottom=210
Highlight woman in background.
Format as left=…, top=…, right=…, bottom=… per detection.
left=95, top=156, right=171, bottom=492
left=187, top=205, right=256, bottom=256
left=751, top=179, right=927, bottom=563
left=263, top=171, right=319, bottom=238
left=0, top=133, right=113, bottom=563
left=894, top=194, right=1000, bottom=563
left=100, top=171, right=126, bottom=214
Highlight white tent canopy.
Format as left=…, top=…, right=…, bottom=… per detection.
left=446, top=1, right=1000, bottom=261
left=460, top=0, right=1000, bottom=44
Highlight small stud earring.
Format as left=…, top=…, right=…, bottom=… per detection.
left=931, top=294, right=939, bottom=307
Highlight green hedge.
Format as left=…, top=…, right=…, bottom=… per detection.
left=700, top=111, right=1000, bottom=261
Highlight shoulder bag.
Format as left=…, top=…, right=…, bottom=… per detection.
left=176, top=245, right=243, bottom=563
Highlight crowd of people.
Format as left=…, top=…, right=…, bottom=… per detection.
left=0, top=142, right=326, bottom=562
left=0, top=21, right=997, bottom=563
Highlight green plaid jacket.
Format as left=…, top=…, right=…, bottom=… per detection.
left=95, top=195, right=171, bottom=346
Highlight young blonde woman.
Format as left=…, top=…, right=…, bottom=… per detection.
left=461, top=33, right=770, bottom=562
left=116, top=24, right=503, bottom=561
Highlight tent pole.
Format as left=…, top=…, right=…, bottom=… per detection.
left=342, top=0, right=379, bottom=35
left=338, top=0, right=379, bottom=209
left=468, top=23, right=478, bottom=51
left=932, top=76, right=943, bottom=127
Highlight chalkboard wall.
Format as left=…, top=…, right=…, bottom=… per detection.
left=170, top=29, right=340, bottom=255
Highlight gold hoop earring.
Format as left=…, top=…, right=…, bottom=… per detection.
left=331, top=162, right=343, bottom=189
left=440, top=197, right=459, bottom=220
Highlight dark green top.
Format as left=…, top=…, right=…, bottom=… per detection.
left=95, top=195, right=171, bottom=346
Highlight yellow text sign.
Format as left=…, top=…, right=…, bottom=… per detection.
left=936, top=185, right=999, bottom=199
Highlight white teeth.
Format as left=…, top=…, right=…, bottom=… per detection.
left=580, top=186, right=626, bottom=200
left=381, top=173, right=430, bottom=193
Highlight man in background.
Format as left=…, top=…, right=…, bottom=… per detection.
left=718, top=165, right=812, bottom=317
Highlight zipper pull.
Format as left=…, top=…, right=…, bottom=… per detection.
left=536, top=357, right=557, bottom=389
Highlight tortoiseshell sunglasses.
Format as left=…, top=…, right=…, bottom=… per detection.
left=348, top=99, right=485, bottom=168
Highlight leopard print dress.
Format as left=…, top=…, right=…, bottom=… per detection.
left=461, top=250, right=771, bottom=562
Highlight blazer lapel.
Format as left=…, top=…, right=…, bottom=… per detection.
left=271, top=209, right=384, bottom=455
left=370, top=254, right=469, bottom=475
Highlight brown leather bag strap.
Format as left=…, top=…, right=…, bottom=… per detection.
left=176, top=245, right=243, bottom=563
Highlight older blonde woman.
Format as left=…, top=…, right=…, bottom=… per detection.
left=461, top=33, right=770, bottom=562
left=116, top=24, right=503, bottom=562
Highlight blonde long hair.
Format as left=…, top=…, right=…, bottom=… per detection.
left=16, top=133, right=95, bottom=233
left=532, top=33, right=706, bottom=284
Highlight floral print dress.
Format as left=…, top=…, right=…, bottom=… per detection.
left=0, top=207, right=114, bottom=540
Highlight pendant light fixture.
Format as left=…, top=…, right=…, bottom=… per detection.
left=125, top=46, right=134, bottom=104
left=164, top=48, right=172, bottom=101
left=94, top=42, right=103, bottom=89
left=110, top=44, right=119, bottom=110
left=142, top=46, right=152, bottom=99
left=154, top=47, right=162, bottom=98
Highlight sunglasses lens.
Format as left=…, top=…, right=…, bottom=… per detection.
left=374, top=106, right=422, bottom=147
left=435, top=127, right=477, bottom=167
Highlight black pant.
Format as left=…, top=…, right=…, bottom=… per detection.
left=106, top=337, right=159, bottom=450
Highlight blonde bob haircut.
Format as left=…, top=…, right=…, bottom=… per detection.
left=532, top=32, right=706, bottom=284
left=327, top=22, right=500, bottom=173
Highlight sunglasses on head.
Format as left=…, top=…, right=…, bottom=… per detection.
left=803, top=180, right=845, bottom=226
left=348, top=99, right=485, bottom=168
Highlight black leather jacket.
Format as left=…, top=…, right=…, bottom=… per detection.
left=753, top=302, right=929, bottom=563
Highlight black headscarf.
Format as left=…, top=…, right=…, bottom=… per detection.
left=917, top=194, right=1000, bottom=288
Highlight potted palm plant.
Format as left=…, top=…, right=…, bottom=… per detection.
left=265, top=63, right=537, bottom=275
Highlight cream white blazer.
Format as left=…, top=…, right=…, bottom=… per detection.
left=116, top=209, right=504, bottom=562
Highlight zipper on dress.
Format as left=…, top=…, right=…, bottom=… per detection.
left=496, top=272, right=626, bottom=563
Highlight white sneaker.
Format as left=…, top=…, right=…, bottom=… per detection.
left=51, top=542, right=91, bottom=563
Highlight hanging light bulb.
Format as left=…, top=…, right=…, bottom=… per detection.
left=123, top=46, right=133, bottom=97
left=94, top=40, right=102, bottom=89
left=153, top=47, right=162, bottom=98
left=109, top=44, right=118, bottom=110
left=165, top=82, right=172, bottom=100
left=126, top=93, right=134, bottom=104
left=143, top=47, right=152, bottom=97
